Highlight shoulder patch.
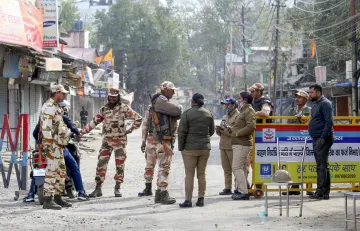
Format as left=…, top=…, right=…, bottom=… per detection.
left=158, top=95, right=169, bottom=102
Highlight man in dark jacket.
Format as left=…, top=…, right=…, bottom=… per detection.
left=308, top=84, right=334, bottom=200
left=178, top=93, right=215, bottom=208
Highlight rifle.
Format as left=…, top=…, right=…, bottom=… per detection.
left=149, top=94, right=174, bottom=155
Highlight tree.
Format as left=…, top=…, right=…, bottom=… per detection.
left=59, top=0, right=80, bottom=31
left=91, top=0, right=191, bottom=113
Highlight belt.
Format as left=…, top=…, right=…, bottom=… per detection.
left=163, top=136, right=176, bottom=141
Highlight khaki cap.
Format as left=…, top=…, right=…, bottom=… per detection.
left=108, top=88, right=120, bottom=97
left=160, top=81, right=178, bottom=90
left=295, top=90, right=309, bottom=100
left=50, top=83, right=69, bottom=94
left=247, top=83, right=264, bottom=91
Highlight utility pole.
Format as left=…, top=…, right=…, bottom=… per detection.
left=242, top=5, right=247, bottom=91
left=351, top=0, right=358, bottom=116
left=280, top=53, right=286, bottom=116
left=272, top=0, right=280, bottom=105
left=229, top=22, right=233, bottom=96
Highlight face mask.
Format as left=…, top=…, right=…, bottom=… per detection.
left=224, top=107, right=233, bottom=114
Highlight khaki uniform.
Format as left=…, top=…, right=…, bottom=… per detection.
left=142, top=94, right=181, bottom=191
left=178, top=105, right=215, bottom=201
left=82, top=102, right=142, bottom=186
left=41, top=98, right=71, bottom=197
left=216, top=110, right=239, bottom=190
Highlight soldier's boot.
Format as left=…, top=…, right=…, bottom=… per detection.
left=43, top=196, right=62, bottom=210
left=160, top=190, right=176, bottom=205
left=138, top=183, right=153, bottom=197
left=114, top=183, right=122, bottom=197
left=89, top=184, right=103, bottom=198
left=54, top=195, right=72, bottom=207
left=154, top=189, right=161, bottom=203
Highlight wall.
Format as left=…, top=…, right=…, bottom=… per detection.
left=62, top=31, right=86, bottom=48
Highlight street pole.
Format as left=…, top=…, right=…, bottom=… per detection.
left=272, top=0, right=280, bottom=106
left=351, top=0, right=358, bottom=116
left=242, top=5, right=247, bottom=91
left=280, top=53, right=286, bottom=116
left=229, top=22, right=233, bottom=96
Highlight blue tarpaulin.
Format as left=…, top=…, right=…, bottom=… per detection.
left=335, top=82, right=360, bottom=87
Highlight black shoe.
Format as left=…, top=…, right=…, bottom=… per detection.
left=138, top=183, right=153, bottom=197
left=196, top=197, right=204, bottom=207
left=282, top=191, right=301, bottom=196
left=323, top=194, right=330, bottom=200
left=219, top=189, right=232, bottom=195
left=179, top=200, right=192, bottom=208
left=231, top=193, right=249, bottom=200
left=309, top=193, right=324, bottom=200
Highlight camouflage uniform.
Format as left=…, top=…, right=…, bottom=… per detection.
left=142, top=105, right=179, bottom=189
left=138, top=81, right=181, bottom=205
left=81, top=93, right=142, bottom=188
left=41, top=98, right=71, bottom=197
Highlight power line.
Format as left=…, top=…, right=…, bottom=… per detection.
left=296, top=0, right=339, bottom=5
left=275, top=12, right=360, bottom=34
left=293, top=0, right=347, bottom=14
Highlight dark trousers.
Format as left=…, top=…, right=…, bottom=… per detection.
left=313, top=137, right=334, bottom=196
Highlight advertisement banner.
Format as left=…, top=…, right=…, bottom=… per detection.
left=0, top=0, right=43, bottom=52
left=41, top=0, right=58, bottom=48
left=315, top=66, right=326, bottom=84
left=254, top=124, right=360, bottom=183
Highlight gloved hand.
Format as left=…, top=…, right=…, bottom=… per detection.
left=141, top=141, right=146, bottom=153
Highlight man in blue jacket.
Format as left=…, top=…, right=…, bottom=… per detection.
left=23, top=101, right=88, bottom=202
left=308, top=84, right=334, bottom=200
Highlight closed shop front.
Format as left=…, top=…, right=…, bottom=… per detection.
left=0, top=78, right=8, bottom=128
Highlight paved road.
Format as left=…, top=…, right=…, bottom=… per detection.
left=0, top=121, right=348, bottom=230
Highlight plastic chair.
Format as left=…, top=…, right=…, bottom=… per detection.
left=264, top=137, right=308, bottom=217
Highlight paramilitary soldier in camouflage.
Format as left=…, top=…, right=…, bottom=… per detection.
left=41, top=83, right=72, bottom=210
left=81, top=88, right=142, bottom=197
left=138, top=81, right=182, bottom=205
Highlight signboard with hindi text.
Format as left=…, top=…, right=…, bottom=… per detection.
left=254, top=124, right=360, bottom=183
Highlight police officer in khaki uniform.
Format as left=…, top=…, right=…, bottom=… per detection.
left=178, top=93, right=215, bottom=208
left=216, top=97, right=239, bottom=195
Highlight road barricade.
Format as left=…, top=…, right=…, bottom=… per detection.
left=250, top=116, right=360, bottom=198
left=0, top=114, right=29, bottom=200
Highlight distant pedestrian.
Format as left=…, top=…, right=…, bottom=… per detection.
left=308, top=84, right=334, bottom=200
left=80, top=107, right=88, bottom=128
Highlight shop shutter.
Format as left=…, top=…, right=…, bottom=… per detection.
left=0, top=78, right=8, bottom=128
